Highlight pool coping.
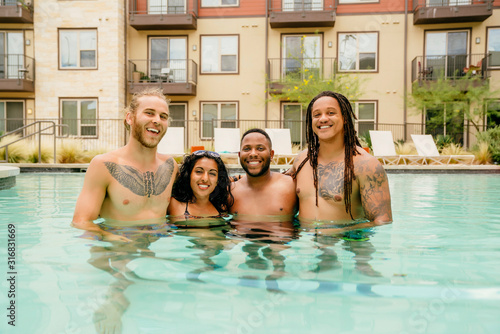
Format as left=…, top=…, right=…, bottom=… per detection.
left=1, top=162, right=499, bottom=174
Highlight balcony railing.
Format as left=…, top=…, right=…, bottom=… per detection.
left=128, top=59, right=198, bottom=96
left=412, top=0, right=493, bottom=24
left=129, top=0, right=198, bottom=30
left=0, top=0, right=33, bottom=23
left=268, top=0, right=337, bottom=28
left=268, top=57, right=337, bottom=93
left=411, top=53, right=490, bottom=83
left=0, top=54, right=35, bottom=92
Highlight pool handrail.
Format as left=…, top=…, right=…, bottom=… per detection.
left=0, top=121, right=69, bottom=164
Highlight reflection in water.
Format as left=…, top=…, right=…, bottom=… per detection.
left=78, top=216, right=385, bottom=333
left=172, top=218, right=238, bottom=282
left=80, top=221, right=174, bottom=334
left=230, top=215, right=299, bottom=293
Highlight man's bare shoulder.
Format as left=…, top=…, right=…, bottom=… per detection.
left=293, top=149, right=308, bottom=167
left=270, top=172, right=296, bottom=193
left=353, top=148, right=386, bottom=176
left=157, top=153, right=179, bottom=165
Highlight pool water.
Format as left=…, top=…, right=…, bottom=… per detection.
left=1, top=173, right=500, bottom=334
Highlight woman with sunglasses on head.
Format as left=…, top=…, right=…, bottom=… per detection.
left=167, top=150, right=234, bottom=227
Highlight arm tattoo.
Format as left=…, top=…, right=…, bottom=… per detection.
left=359, top=163, right=389, bottom=220
left=317, top=161, right=344, bottom=201
left=104, top=158, right=174, bottom=197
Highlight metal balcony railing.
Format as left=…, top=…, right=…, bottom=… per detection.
left=268, top=57, right=337, bottom=83
left=129, top=0, right=198, bottom=16
left=268, top=0, right=337, bottom=13
left=0, top=54, right=35, bottom=81
left=128, top=59, right=197, bottom=85
left=413, top=0, right=493, bottom=10
left=411, top=53, right=490, bottom=82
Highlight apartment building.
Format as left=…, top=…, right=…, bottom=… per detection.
left=1, top=0, right=499, bottom=151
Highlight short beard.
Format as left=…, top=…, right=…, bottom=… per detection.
left=241, top=158, right=271, bottom=178
left=131, top=119, right=160, bottom=149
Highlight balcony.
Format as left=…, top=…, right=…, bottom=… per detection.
left=413, top=0, right=493, bottom=25
left=411, top=53, right=490, bottom=88
left=268, top=0, right=336, bottom=28
left=268, top=57, right=336, bottom=94
left=0, top=54, right=34, bottom=92
left=128, top=59, right=197, bottom=96
left=129, top=0, right=198, bottom=30
left=0, top=1, right=33, bottom=23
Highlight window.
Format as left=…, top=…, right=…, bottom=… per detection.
left=61, top=99, right=97, bottom=137
left=487, top=27, right=500, bottom=67
left=169, top=103, right=187, bottom=127
left=339, top=0, right=378, bottom=3
left=486, top=100, right=500, bottom=129
left=425, top=30, right=468, bottom=79
left=201, top=36, right=238, bottom=73
left=201, top=102, right=237, bottom=139
left=0, top=101, right=24, bottom=134
left=282, top=34, right=321, bottom=79
left=59, top=29, right=97, bottom=69
left=339, top=33, right=378, bottom=71
left=282, top=103, right=306, bottom=146
left=148, top=0, right=185, bottom=14
left=201, top=0, right=238, bottom=7
left=353, top=102, right=376, bottom=137
left=150, top=37, right=187, bottom=82
left=283, top=0, right=322, bottom=11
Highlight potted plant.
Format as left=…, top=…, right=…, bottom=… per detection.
left=132, top=71, right=141, bottom=83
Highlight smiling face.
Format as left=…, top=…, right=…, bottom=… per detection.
left=190, top=157, right=218, bottom=200
left=239, top=132, right=273, bottom=177
left=127, top=95, right=169, bottom=148
left=311, top=96, right=345, bottom=143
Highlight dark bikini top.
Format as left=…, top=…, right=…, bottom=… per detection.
left=184, top=202, right=225, bottom=220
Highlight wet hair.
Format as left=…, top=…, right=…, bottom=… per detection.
left=295, top=91, right=361, bottom=219
left=172, top=151, right=234, bottom=213
left=240, top=128, right=272, bottom=150
left=124, top=87, right=170, bottom=130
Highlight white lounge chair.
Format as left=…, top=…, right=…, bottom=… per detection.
left=157, top=127, right=185, bottom=158
left=265, top=128, right=296, bottom=165
left=411, top=134, right=475, bottom=165
left=369, top=131, right=424, bottom=165
left=214, top=128, right=241, bottom=161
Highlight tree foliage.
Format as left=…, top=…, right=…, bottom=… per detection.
left=409, top=75, right=499, bottom=132
left=268, top=69, right=365, bottom=109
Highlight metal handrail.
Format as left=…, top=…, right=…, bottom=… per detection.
left=0, top=121, right=68, bottom=163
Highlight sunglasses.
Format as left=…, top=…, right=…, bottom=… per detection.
left=192, top=150, right=220, bottom=158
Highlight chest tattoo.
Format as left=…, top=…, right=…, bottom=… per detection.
left=104, top=159, right=174, bottom=197
left=317, top=161, right=344, bottom=201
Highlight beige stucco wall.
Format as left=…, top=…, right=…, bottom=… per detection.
left=125, top=7, right=500, bottom=147
left=127, top=16, right=268, bottom=123
left=34, top=0, right=126, bottom=120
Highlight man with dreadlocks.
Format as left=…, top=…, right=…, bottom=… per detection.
left=291, top=91, right=392, bottom=231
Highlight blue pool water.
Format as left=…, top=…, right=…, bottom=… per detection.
left=1, top=173, right=500, bottom=334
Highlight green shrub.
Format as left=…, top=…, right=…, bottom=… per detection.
left=435, top=135, right=454, bottom=150
left=475, top=126, right=500, bottom=164
left=0, top=134, right=28, bottom=163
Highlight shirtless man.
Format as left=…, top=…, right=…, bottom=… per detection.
left=291, top=91, right=392, bottom=229
left=230, top=128, right=297, bottom=219
left=72, top=87, right=178, bottom=242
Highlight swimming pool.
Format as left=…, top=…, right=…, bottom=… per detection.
left=1, top=173, right=499, bottom=334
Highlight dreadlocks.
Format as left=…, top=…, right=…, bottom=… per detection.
left=295, top=91, right=361, bottom=219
